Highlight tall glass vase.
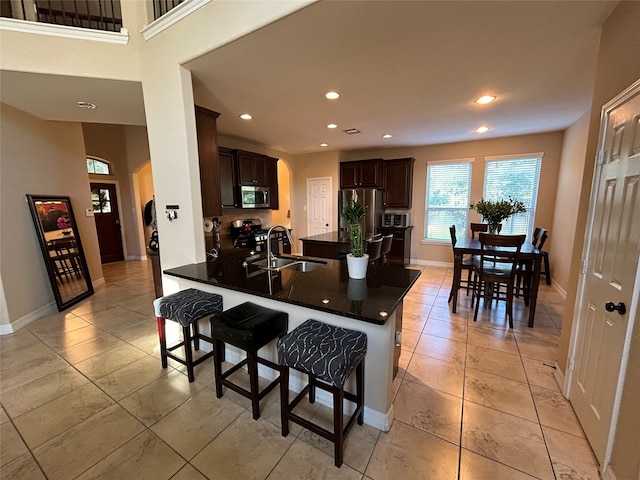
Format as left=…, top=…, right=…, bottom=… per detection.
left=487, top=222, right=502, bottom=234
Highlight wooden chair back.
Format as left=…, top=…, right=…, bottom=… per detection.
left=470, top=223, right=489, bottom=238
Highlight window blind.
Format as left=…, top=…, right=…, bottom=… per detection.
left=425, top=161, right=472, bottom=241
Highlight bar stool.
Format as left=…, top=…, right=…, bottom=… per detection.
left=153, top=288, right=223, bottom=382
left=210, top=302, right=288, bottom=420
left=277, top=319, right=367, bottom=467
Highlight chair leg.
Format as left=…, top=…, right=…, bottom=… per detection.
left=473, top=282, right=481, bottom=322
left=309, top=374, right=316, bottom=403
left=213, top=339, right=225, bottom=398
left=156, top=317, right=168, bottom=368
left=193, top=320, right=200, bottom=350
left=333, top=385, right=344, bottom=468
left=356, top=360, right=365, bottom=425
left=280, top=366, right=290, bottom=436
left=543, top=253, right=551, bottom=285
left=247, top=351, right=260, bottom=419
left=183, top=325, right=195, bottom=382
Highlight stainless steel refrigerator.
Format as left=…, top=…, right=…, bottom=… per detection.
left=338, top=189, right=384, bottom=238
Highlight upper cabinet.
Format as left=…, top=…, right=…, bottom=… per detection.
left=195, top=106, right=222, bottom=217
left=218, top=147, right=238, bottom=208
left=265, top=156, right=279, bottom=210
left=237, top=150, right=269, bottom=186
left=339, top=159, right=383, bottom=188
left=383, top=158, right=414, bottom=209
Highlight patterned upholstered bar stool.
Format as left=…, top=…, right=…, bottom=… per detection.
left=210, top=302, right=288, bottom=420
left=277, top=319, right=367, bottom=467
left=153, top=288, right=223, bottom=382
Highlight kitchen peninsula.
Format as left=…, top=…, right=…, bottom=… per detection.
left=163, top=250, right=420, bottom=431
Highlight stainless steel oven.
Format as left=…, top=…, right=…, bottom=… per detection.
left=240, top=186, right=270, bottom=209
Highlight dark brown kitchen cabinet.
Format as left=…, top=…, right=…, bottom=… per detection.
left=383, top=158, right=414, bottom=209
left=237, top=150, right=269, bottom=186
left=218, top=147, right=238, bottom=208
left=339, top=159, right=382, bottom=188
left=265, top=156, right=279, bottom=210
left=195, top=106, right=221, bottom=217
left=378, top=226, right=413, bottom=266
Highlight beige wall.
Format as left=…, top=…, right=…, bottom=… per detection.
left=0, top=103, right=102, bottom=324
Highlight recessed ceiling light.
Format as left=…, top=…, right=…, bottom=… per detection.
left=475, top=126, right=490, bottom=133
left=77, top=101, right=96, bottom=109
left=320, top=143, right=329, bottom=147
left=325, top=91, right=340, bottom=100
left=382, top=134, right=392, bottom=139
left=239, top=113, right=253, bottom=120
left=475, top=95, right=496, bottom=105
left=327, top=123, right=338, bottom=129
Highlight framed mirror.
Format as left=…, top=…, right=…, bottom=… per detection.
left=26, top=194, right=94, bottom=311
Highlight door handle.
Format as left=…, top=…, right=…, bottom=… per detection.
left=605, top=301, right=626, bottom=315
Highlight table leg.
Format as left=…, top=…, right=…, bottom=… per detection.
left=528, top=254, right=542, bottom=327
left=450, top=253, right=462, bottom=313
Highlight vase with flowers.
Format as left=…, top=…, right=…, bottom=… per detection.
left=469, top=197, right=526, bottom=234
left=57, top=215, right=72, bottom=236
left=342, top=199, right=369, bottom=278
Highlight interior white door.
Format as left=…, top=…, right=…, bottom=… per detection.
left=569, top=80, right=640, bottom=465
left=306, top=177, right=332, bottom=236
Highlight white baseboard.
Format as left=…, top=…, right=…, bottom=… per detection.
left=92, top=277, right=106, bottom=289
left=1, top=301, right=57, bottom=335
left=126, top=255, right=147, bottom=261
left=410, top=259, right=452, bottom=268
left=601, top=463, right=617, bottom=480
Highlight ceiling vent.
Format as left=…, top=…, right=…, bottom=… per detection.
left=343, top=128, right=361, bottom=135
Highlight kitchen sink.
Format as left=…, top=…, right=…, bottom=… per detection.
left=250, top=256, right=327, bottom=272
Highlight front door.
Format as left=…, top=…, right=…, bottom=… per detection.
left=307, top=177, right=332, bottom=236
left=91, top=182, right=125, bottom=264
left=569, top=80, right=640, bottom=464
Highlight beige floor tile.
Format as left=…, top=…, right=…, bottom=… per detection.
left=422, top=318, right=467, bottom=342
left=400, top=328, right=420, bottom=351
left=27, top=312, right=90, bottom=336
left=170, top=464, right=208, bottom=480
left=531, top=385, right=584, bottom=437
left=115, top=293, right=156, bottom=317
left=414, top=333, right=466, bottom=364
left=73, top=342, right=148, bottom=380
left=403, top=299, right=432, bottom=318
left=267, top=439, right=362, bottom=479
left=32, top=404, right=144, bottom=480
left=0, top=351, right=69, bottom=395
left=365, top=420, right=459, bottom=480
left=402, top=312, right=427, bottom=333
left=94, top=355, right=170, bottom=400
left=522, top=357, right=560, bottom=392
left=516, top=336, right=559, bottom=363
left=462, top=401, right=554, bottom=480
left=0, top=421, right=29, bottom=467
left=41, top=324, right=106, bottom=352
left=466, top=326, right=519, bottom=355
left=394, top=380, right=462, bottom=444
left=1, top=366, right=89, bottom=418
left=405, top=352, right=465, bottom=397
left=459, top=448, right=538, bottom=479
left=120, top=369, right=204, bottom=426
left=542, top=426, right=600, bottom=480
left=14, top=383, right=114, bottom=449
left=69, top=296, right=114, bottom=317
left=74, top=431, right=186, bottom=480
left=151, top=388, right=245, bottom=459
left=191, top=410, right=294, bottom=479
left=81, top=305, right=151, bottom=334
left=57, top=332, right=126, bottom=364
left=464, top=368, right=537, bottom=422
left=1, top=340, right=56, bottom=373
left=513, top=324, right=560, bottom=344
left=0, top=328, right=41, bottom=355
left=0, top=452, right=47, bottom=480
left=0, top=406, right=9, bottom=424
left=403, top=291, right=437, bottom=306
left=466, top=344, right=527, bottom=383
left=428, top=305, right=469, bottom=323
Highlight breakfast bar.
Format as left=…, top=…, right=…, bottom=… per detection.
left=162, top=250, right=420, bottom=431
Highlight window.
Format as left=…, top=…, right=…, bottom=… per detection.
left=91, top=187, right=113, bottom=214
left=425, top=160, right=472, bottom=241
left=482, top=154, right=542, bottom=238
left=86, top=157, right=111, bottom=175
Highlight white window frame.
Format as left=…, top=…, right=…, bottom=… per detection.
left=482, top=153, right=543, bottom=239
left=87, top=156, right=112, bottom=175
left=423, top=159, right=473, bottom=242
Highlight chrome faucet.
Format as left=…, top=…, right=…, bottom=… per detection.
left=267, top=224, right=293, bottom=267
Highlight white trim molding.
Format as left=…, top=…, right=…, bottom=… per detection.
left=141, top=0, right=211, bottom=41
left=0, top=17, right=128, bottom=44
left=0, top=301, right=57, bottom=335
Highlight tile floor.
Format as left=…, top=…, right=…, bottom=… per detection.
left=0, top=261, right=601, bottom=479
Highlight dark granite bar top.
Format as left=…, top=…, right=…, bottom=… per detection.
left=299, top=231, right=351, bottom=244
left=163, top=250, right=421, bottom=325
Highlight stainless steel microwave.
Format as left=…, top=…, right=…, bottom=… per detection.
left=240, top=185, right=270, bottom=208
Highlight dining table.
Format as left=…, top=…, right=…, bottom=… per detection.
left=450, top=236, right=542, bottom=327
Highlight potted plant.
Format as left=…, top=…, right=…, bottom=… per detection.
left=342, top=199, right=369, bottom=278
left=469, top=196, right=526, bottom=234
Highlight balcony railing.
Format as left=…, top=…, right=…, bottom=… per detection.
left=1, top=0, right=184, bottom=32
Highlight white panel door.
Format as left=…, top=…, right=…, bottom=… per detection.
left=306, top=177, right=332, bottom=236
left=570, top=80, right=640, bottom=465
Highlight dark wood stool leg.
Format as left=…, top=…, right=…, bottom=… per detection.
left=309, top=373, right=316, bottom=403
left=193, top=320, right=200, bottom=350
left=333, top=385, right=344, bottom=468
left=357, top=360, right=365, bottom=425
left=543, top=252, right=551, bottom=285
left=280, top=366, right=290, bottom=436
left=213, top=339, right=225, bottom=398
left=156, top=316, right=168, bottom=368
left=247, top=351, right=260, bottom=419
left=183, top=325, right=195, bottom=382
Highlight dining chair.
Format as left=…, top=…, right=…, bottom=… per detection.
left=379, top=234, right=393, bottom=266
left=472, top=233, right=525, bottom=328
left=470, top=222, right=489, bottom=238
left=448, top=225, right=475, bottom=303
left=365, top=237, right=383, bottom=264
left=515, top=227, right=548, bottom=302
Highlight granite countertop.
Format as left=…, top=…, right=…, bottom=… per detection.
left=163, top=250, right=421, bottom=325
left=299, top=231, right=351, bottom=243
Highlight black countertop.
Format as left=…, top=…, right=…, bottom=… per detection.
left=299, top=231, right=351, bottom=244
left=163, top=250, right=421, bottom=325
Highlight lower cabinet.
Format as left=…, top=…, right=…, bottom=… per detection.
left=378, top=226, right=413, bottom=266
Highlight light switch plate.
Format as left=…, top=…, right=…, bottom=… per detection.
left=85, top=208, right=94, bottom=217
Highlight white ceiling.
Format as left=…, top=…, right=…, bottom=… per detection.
left=1, top=1, right=618, bottom=155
